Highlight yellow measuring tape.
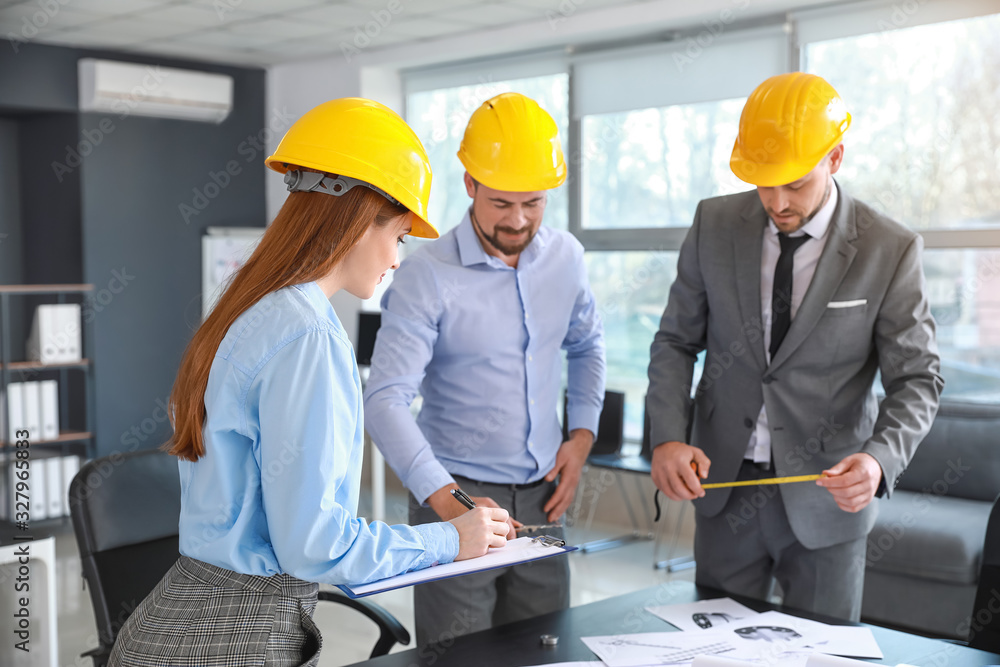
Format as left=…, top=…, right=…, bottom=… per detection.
left=700, top=474, right=826, bottom=489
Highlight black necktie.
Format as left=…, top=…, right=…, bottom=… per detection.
left=770, top=232, right=810, bottom=359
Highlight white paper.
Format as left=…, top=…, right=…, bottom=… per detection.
left=647, top=598, right=760, bottom=632
left=691, top=657, right=757, bottom=666
left=340, top=536, right=573, bottom=597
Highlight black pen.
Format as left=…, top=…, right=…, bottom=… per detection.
left=451, top=488, right=476, bottom=510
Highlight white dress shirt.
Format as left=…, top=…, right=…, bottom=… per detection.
left=744, top=180, right=840, bottom=463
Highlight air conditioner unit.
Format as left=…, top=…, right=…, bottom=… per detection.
left=78, top=58, right=233, bottom=124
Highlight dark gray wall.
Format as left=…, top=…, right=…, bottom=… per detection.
left=2, top=41, right=267, bottom=457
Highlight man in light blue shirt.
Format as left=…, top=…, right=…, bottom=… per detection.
left=364, top=93, right=606, bottom=646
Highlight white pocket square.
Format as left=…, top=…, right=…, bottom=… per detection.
left=827, top=299, right=867, bottom=309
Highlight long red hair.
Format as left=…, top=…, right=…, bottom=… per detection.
left=166, top=185, right=408, bottom=461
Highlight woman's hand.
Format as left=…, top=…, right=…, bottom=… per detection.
left=449, top=507, right=510, bottom=560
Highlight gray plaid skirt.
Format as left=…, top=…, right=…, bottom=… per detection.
left=108, top=556, right=322, bottom=667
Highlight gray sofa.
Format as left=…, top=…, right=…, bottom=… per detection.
left=861, top=400, right=1000, bottom=639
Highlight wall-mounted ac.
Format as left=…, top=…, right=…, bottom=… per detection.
left=78, top=58, right=233, bottom=124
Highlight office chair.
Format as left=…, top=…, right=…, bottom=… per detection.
left=68, top=449, right=409, bottom=667
left=969, top=491, right=1000, bottom=652
left=562, top=389, right=625, bottom=456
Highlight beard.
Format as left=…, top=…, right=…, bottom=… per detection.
left=470, top=209, right=536, bottom=256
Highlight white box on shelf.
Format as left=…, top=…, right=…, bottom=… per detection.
left=29, top=457, right=47, bottom=521
left=6, top=382, right=24, bottom=444
left=22, top=381, right=41, bottom=442
left=27, top=303, right=82, bottom=363
left=61, top=455, right=81, bottom=517
left=39, top=380, right=59, bottom=441
left=45, top=457, right=62, bottom=518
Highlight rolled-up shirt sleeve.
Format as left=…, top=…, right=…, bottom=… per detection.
left=252, top=329, right=458, bottom=585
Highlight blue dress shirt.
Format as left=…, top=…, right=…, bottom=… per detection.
left=363, top=213, right=606, bottom=504
left=178, top=281, right=458, bottom=585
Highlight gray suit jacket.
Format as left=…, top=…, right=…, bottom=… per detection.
left=647, top=183, right=944, bottom=550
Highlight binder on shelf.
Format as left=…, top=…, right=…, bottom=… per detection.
left=29, top=458, right=47, bottom=521
left=40, top=380, right=59, bottom=441
left=46, top=457, right=62, bottom=517
left=22, top=381, right=41, bottom=442
left=27, top=303, right=83, bottom=363
left=61, top=455, right=81, bottom=516
left=7, top=382, right=25, bottom=443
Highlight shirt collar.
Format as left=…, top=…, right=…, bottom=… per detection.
left=296, top=281, right=342, bottom=329
left=767, top=178, right=839, bottom=240
left=455, top=209, right=547, bottom=269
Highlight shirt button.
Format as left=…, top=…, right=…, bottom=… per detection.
left=744, top=418, right=754, bottom=428
left=530, top=399, right=535, bottom=405
left=525, top=314, right=530, bottom=320
left=528, top=441, right=534, bottom=448
left=527, top=355, right=533, bottom=361
left=763, top=376, right=774, bottom=384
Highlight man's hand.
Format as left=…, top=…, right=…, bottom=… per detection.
left=816, top=452, right=883, bottom=513
left=650, top=441, right=711, bottom=501
left=426, top=483, right=520, bottom=539
left=542, top=428, right=594, bottom=522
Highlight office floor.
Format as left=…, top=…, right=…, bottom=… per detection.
left=48, top=471, right=696, bottom=667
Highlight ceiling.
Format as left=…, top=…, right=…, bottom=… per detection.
left=0, top=0, right=639, bottom=67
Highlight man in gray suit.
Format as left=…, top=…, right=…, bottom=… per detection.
left=647, top=72, right=943, bottom=621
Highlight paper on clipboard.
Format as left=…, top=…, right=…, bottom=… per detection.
left=337, top=536, right=576, bottom=599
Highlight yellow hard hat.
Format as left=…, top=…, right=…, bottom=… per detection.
left=730, top=72, right=851, bottom=187
left=266, top=98, right=438, bottom=239
left=457, top=92, right=566, bottom=192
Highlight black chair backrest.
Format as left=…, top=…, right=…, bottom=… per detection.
left=356, top=311, right=381, bottom=367
left=970, top=492, right=1000, bottom=651
left=895, top=400, right=1000, bottom=501
left=563, top=390, right=625, bottom=456
left=69, top=449, right=182, bottom=652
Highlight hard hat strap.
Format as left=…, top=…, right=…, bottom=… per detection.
left=283, top=169, right=401, bottom=207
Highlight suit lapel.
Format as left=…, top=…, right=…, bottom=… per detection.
left=768, top=187, right=859, bottom=372
left=736, top=197, right=768, bottom=371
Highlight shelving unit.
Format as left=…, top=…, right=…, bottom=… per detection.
left=0, top=285, right=96, bottom=535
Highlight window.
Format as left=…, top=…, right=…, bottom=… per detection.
left=804, top=10, right=1000, bottom=401
left=584, top=251, right=678, bottom=440
left=581, top=98, right=746, bottom=230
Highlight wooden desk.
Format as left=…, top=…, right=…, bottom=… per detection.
left=347, top=582, right=1000, bottom=666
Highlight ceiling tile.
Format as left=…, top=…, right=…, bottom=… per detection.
left=173, top=28, right=276, bottom=49
left=223, top=16, right=331, bottom=40
left=289, top=3, right=380, bottom=30
left=0, top=4, right=107, bottom=34
left=389, top=16, right=478, bottom=39
left=219, top=0, right=328, bottom=13
left=343, top=0, right=486, bottom=11
left=70, top=0, right=167, bottom=15
left=440, top=2, right=541, bottom=28
left=69, top=16, right=193, bottom=41
left=131, top=3, right=259, bottom=29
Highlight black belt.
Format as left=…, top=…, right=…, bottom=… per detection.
left=453, top=474, right=548, bottom=491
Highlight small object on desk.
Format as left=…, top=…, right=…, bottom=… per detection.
left=531, top=535, right=566, bottom=547
left=540, top=634, right=559, bottom=647
left=516, top=523, right=560, bottom=533
left=700, top=473, right=825, bottom=489
left=451, top=487, right=476, bottom=510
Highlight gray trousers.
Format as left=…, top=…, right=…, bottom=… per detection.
left=409, top=475, right=570, bottom=647
left=694, top=460, right=867, bottom=621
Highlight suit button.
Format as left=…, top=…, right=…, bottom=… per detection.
left=763, top=376, right=774, bottom=384
left=744, top=418, right=754, bottom=428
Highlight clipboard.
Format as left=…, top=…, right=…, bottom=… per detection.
left=337, top=536, right=577, bottom=599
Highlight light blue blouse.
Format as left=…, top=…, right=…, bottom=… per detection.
left=178, top=281, right=458, bottom=585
